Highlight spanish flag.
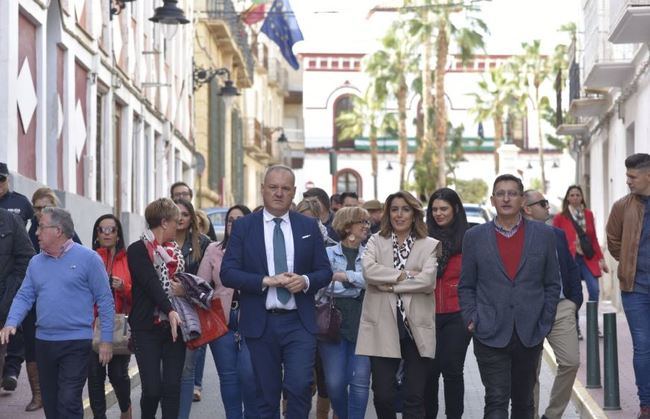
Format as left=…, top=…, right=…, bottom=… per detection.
left=241, top=2, right=267, bottom=25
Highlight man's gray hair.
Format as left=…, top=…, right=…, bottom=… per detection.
left=522, top=189, right=541, bottom=204
left=42, top=207, right=75, bottom=238
left=263, top=164, right=295, bottom=185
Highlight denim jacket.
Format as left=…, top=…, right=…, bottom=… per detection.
left=323, top=243, right=366, bottom=299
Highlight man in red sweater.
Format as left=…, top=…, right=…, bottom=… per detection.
left=459, top=174, right=561, bottom=419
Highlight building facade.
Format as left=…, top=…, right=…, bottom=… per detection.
left=564, top=0, right=650, bottom=305
left=0, top=0, right=196, bottom=243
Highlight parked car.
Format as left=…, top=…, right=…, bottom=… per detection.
left=463, top=203, right=493, bottom=228
left=203, top=207, right=229, bottom=241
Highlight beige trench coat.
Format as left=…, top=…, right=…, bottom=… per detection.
left=356, top=233, right=439, bottom=359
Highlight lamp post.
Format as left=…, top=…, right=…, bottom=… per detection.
left=193, top=65, right=240, bottom=108
left=149, top=0, right=189, bottom=40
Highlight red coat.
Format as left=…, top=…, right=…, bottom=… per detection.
left=552, top=209, right=604, bottom=277
left=435, top=253, right=462, bottom=314
left=96, top=247, right=133, bottom=314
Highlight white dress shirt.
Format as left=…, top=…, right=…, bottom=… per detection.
left=263, top=209, right=298, bottom=310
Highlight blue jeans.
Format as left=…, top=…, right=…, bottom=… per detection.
left=621, top=291, right=650, bottom=407
left=182, top=310, right=258, bottom=419
left=318, top=339, right=370, bottom=419
left=576, top=255, right=599, bottom=301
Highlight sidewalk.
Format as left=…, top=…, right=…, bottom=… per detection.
left=572, top=298, right=639, bottom=418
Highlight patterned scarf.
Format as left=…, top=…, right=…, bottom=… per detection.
left=142, top=229, right=185, bottom=321
left=392, top=232, right=415, bottom=340
left=569, top=205, right=586, bottom=230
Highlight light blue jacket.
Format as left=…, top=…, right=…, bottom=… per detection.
left=323, top=243, right=366, bottom=298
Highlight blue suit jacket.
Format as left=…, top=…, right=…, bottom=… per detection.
left=553, top=227, right=583, bottom=309
left=220, top=210, right=333, bottom=338
left=458, top=219, right=561, bottom=348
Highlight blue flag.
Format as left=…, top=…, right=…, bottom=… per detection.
left=261, top=0, right=303, bottom=70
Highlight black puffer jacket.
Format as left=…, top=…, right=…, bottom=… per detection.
left=0, top=209, right=35, bottom=324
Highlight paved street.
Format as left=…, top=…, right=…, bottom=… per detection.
left=103, top=341, right=580, bottom=419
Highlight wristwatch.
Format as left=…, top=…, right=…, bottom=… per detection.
left=405, top=271, right=415, bottom=281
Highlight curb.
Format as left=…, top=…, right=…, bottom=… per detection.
left=82, top=365, right=140, bottom=418
left=541, top=340, right=607, bottom=419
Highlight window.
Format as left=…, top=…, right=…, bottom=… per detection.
left=335, top=169, right=362, bottom=195
left=333, top=95, right=355, bottom=149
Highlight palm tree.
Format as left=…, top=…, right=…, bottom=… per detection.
left=468, top=66, right=518, bottom=174
left=426, top=1, right=488, bottom=188
left=510, top=40, right=552, bottom=193
left=365, top=21, right=419, bottom=190
left=336, top=83, right=396, bottom=199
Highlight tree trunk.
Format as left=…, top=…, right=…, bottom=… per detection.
left=435, top=20, right=449, bottom=189
left=493, top=112, right=502, bottom=174
left=397, top=81, right=408, bottom=190
left=421, top=9, right=434, bottom=163
left=536, top=86, right=547, bottom=193
left=370, top=124, right=378, bottom=199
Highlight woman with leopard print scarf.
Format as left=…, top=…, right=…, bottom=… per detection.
left=127, top=197, right=186, bottom=419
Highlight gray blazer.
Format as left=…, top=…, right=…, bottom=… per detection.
left=458, top=219, right=561, bottom=348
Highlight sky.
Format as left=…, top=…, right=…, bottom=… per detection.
left=290, top=0, right=582, bottom=55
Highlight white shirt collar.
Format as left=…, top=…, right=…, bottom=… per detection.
left=263, top=208, right=290, bottom=223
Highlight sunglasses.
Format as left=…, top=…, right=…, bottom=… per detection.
left=97, top=226, right=118, bottom=234
left=0, top=175, right=7, bottom=183
left=526, top=199, right=549, bottom=209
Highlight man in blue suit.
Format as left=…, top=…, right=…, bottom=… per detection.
left=459, top=174, right=561, bottom=419
left=523, top=189, right=582, bottom=419
left=221, top=165, right=332, bottom=418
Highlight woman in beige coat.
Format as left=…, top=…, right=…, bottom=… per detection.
left=357, top=191, right=439, bottom=419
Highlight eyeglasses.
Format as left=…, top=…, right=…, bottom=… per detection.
left=526, top=199, right=549, bottom=209
left=97, top=226, right=117, bottom=234
left=493, top=190, right=522, bottom=199
left=0, top=175, right=7, bottom=183
left=33, top=205, right=52, bottom=213
left=37, top=224, right=59, bottom=231
left=172, top=191, right=192, bottom=199
left=354, top=220, right=371, bottom=226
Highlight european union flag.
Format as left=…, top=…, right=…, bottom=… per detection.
left=261, top=0, right=303, bottom=70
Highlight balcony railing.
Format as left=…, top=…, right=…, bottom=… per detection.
left=582, top=0, right=637, bottom=88
left=609, top=0, right=650, bottom=43
left=205, top=0, right=255, bottom=84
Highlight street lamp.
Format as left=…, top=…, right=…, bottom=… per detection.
left=110, top=0, right=136, bottom=19
left=150, top=0, right=189, bottom=40
left=193, top=65, right=240, bottom=108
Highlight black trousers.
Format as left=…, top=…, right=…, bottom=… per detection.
left=425, top=312, right=472, bottom=419
left=132, top=326, right=185, bottom=419
left=370, top=337, right=433, bottom=419
left=3, top=324, right=24, bottom=377
left=87, top=352, right=132, bottom=418
left=23, top=308, right=37, bottom=362
left=35, top=338, right=92, bottom=419
left=473, top=333, right=543, bottom=419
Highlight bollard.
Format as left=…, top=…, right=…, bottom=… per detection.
left=603, top=313, right=621, bottom=410
left=586, top=301, right=601, bottom=388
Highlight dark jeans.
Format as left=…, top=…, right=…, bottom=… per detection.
left=35, top=338, right=92, bottom=419
left=132, top=326, right=186, bottom=419
left=3, top=324, right=24, bottom=378
left=425, top=312, right=472, bottom=419
left=370, top=337, right=433, bottom=419
left=88, top=351, right=131, bottom=418
left=473, top=333, right=542, bottom=419
left=621, top=291, right=650, bottom=407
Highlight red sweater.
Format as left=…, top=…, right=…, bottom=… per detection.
left=552, top=210, right=604, bottom=277
left=495, top=223, right=525, bottom=280
left=96, top=247, right=133, bottom=314
left=435, top=254, right=462, bottom=314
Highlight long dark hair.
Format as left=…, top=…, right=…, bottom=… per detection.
left=221, top=205, right=252, bottom=250
left=91, top=214, right=126, bottom=252
left=426, top=188, right=468, bottom=277
left=173, top=198, right=201, bottom=262
left=561, top=185, right=587, bottom=217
